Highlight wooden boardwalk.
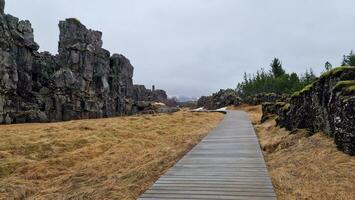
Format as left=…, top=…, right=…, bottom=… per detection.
left=139, top=111, right=276, bottom=200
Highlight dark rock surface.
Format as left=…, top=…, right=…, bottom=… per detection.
left=277, top=66, right=355, bottom=155
left=197, top=89, right=242, bottom=110
left=261, top=102, right=287, bottom=123
left=133, top=85, right=166, bottom=102
left=0, top=1, right=170, bottom=124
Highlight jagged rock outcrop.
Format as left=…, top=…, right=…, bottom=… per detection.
left=197, top=89, right=242, bottom=109
left=0, top=1, right=170, bottom=124
left=277, top=66, right=355, bottom=155
left=133, top=85, right=165, bottom=102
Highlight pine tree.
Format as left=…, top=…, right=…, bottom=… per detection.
left=237, top=57, right=320, bottom=96
left=341, top=55, right=347, bottom=66
left=270, top=58, right=285, bottom=78
left=348, top=50, right=355, bottom=66
left=243, top=72, right=248, bottom=84
left=341, top=50, right=355, bottom=66
left=324, top=61, right=332, bottom=71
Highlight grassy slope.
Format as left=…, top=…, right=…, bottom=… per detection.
left=235, top=105, right=355, bottom=200
left=0, top=111, right=224, bottom=200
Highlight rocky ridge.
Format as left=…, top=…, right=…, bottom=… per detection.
left=276, top=66, right=355, bottom=155
left=197, top=89, right=242, bottom=110
left=0, top=0, right=172, bottom=124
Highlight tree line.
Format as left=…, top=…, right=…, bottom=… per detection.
left=236, top=51, right=355, bottom=97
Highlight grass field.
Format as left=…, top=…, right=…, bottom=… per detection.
left=235, top=105, right=355, bottom=200
left=0, top=111, right=224, bottom=200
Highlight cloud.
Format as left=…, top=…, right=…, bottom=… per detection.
left=6, top=0, right=355, bottom=97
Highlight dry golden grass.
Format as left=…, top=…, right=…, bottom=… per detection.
left=234, top=105, right=355, bottom=200
left=0, top=111, right=224, bottom=200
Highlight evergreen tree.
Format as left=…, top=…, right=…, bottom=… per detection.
left=341, top=55, right=347, bottom=66
left=348, top=50, right=355, bottom=66
left=270, top=58, right=285, bottom=78
left=341, top=50, right=355, bottom=66
left=243, top=72, right=248, bottom=84
left=237, top=58, right=317, bottom=96
left=324, top=61, right=332, bottom=71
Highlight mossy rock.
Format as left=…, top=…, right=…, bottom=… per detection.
left=334, top=80, right=355, bottom=95
left=262, top=102, right=274, bottom=106
left=346, top=85, right=355, bottom=94
left=282, top=103, right=290, bottom=111
left=275, top=102, right=287, bottom=106
left=291, top=83, right=314, bottom=98
left=320, top=66, right=355, bottom=79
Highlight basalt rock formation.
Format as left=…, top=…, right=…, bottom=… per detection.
left=277, top=66, right=355, bottom=155
left=261, top=102, right=287, bottom=123
left=0, top=0, right=170, bottom=124
left=197, top=89, right=242, bottom=110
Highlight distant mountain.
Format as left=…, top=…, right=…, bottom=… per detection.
left=171, top=96, right=199, bottom=103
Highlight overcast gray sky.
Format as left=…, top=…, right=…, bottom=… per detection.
left=6, top=0, right=355, bottom=97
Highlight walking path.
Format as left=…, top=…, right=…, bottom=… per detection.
left=139, top=111, right=276, bottom=200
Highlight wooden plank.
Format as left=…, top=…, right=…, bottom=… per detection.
left=138, top=111, right=276, bottom=200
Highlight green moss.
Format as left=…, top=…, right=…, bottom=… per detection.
left=282, top=103, right=290, bottom=110
left=301, top=83, right=314, bottom=93
left=275, top=102, right=286, bottom=106
left=346, top=85, right=355, bottom=93
left=291, top=91, right=300, bottom=97
left=320, top=66, right=355, bottom=79
left=334, top=80, right=355, bottom=90
left=334, top=80, right=355, bottom=95
left=291, top=83, right=314, bottom=98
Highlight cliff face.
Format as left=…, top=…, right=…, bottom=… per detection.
left=0, top=0, right=169, bottom=124
left=277, top=67, right=355, bottom=155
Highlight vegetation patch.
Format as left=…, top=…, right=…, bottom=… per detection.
left=282, top=103, right=290, bottom=111
left=291, top=82, right=315, bottom=98
left=346, top=85, right=355, bottom=94
left=334, top=80, right=355, bottom=95
left=237, top=58, right=317, bottom=97
left=320, top=66, right=355, bottom=79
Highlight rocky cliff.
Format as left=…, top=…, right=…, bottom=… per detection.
left=277, top=66, right=355, bottom=155
left=0, top=0, right=170, bottom=124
